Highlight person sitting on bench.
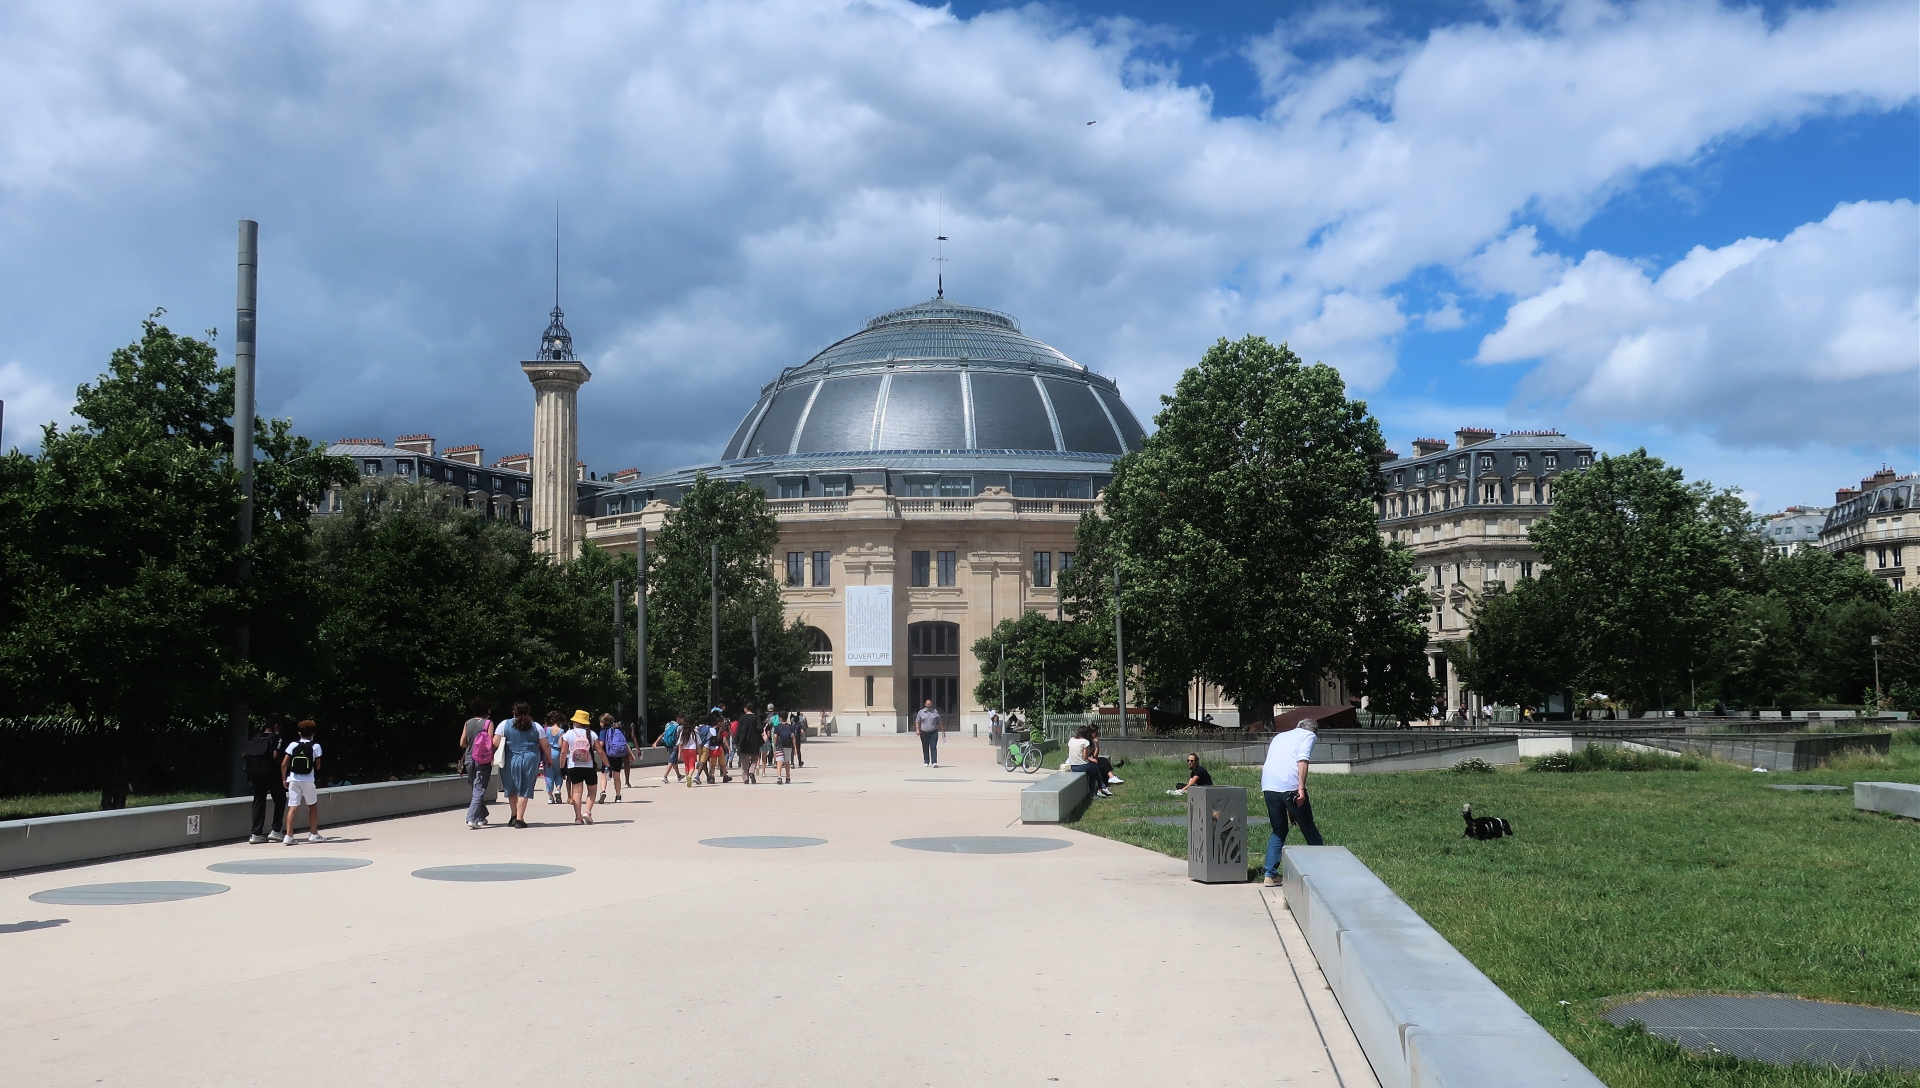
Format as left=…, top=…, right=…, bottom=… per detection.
left=1067, top=726, right=1112, bottom=798
left=1167, top=752, right=1213, bottom=796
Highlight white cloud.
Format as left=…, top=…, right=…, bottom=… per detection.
left=0, top=359, right=76, bottom=450
left=1477, top=199, right=1920, bottom=447
left=0, top=0, right=1909, bottom=472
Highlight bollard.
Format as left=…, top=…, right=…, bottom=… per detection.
left=1187, top=786, right=1248, bottom=883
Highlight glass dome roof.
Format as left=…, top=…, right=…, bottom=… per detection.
left=721, top=297, right=1146, bottom=460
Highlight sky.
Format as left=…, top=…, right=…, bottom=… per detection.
left=0, top=0, right=1914, bottom=514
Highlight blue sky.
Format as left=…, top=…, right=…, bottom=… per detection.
left=0, top=0, right=1913, bottom=513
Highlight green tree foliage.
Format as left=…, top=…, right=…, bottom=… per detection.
left=1062, top=335, right=1423, bottom=722
left=1523, top=450, right=1751, bottom=711
left=1451, top=579, right=1579, bottom=710
left=306, top=479, right=629, bottom=778
left=1707, top=547, right=1892, bottom=707
left=643, top=473, right=809, bottom=726
left=0, top=318, right=347, bottom=806
left=970, top=611, right=1099, bottom=716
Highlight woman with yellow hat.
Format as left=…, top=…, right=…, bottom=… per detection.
left=557, top=709, right=605, bottom=825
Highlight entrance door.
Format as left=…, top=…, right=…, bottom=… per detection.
left=907, top=621, right=961, bottom=729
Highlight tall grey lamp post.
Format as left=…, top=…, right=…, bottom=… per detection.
left=227, top=220, right=258, bottom=796
left=1872, top=635, right=1883, bottom=705
left=635, top=528, right=648, bottom=740
left=709, top=543, right=720, bottom=711
left=752, top=614, right=760, bottom=708
left=1113, top=567, right=1126, bottom=737
left=613, top=579, right=623, bottom=719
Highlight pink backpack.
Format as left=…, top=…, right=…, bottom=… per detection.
left=470, top=720, right=495, bottom=765
left=569, top=731, right=593, bottom=766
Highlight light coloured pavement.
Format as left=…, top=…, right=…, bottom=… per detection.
left=4, top=734, right=1376, bottom=1088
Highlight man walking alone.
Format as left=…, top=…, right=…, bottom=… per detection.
left=1260, top=716, right=1324, bottom=887
left=916, top=699, right=942, bottom=768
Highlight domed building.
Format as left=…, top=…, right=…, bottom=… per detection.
left=580, top=296, right=1149, bottom=733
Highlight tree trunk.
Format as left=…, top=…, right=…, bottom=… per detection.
left=1235, top=692, right=1277, bottom=731
left=97, top=714, right=133, bottom=811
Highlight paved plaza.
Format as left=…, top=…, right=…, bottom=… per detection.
left=4, top=736, right=1375, bottom=1088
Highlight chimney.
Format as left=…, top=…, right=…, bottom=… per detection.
left=575, top=460, right=588, bottom=482
left=1454, top=427, right=1496, bottom=448
left=1835, top=486, right=1860, bottom=505
left=395, top=434, right=435, bottom=456
left=1411, top=437, right=1449, bottom=456
left=443, top=444, right=483, bottom=466
left=494, top=453, right=532, bottom=473
left=335, top=438, right=385, bottom=447
left=1374, top=450, right=1398, bottom=465
left=1862, top=467, right=1897, bottom=491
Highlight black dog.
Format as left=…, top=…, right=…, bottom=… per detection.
left=1461, top=803, right=1512, bottom=840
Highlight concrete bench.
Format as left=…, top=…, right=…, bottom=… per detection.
left=1020, top=769, right=1092, bottom=823
left=1854, top=781, right=1920, bottom=819
left=1283, top=846, right=1604, bottom=1088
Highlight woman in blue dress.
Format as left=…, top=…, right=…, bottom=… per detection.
left=496, top=701, right=550, bottom=829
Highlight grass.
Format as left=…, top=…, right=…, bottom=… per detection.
left=0, top=790, right=221, bottom=820
left=1071, top=754, right=1920, bottom=1088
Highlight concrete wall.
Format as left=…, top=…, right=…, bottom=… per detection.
left=1020, top=771, right=1090, bottom=823
left=1854, top=781, right=1920, bottom=820
left=2, top=775, right=480, bottom=875
left=1283, top=846, right=1604, bottom=1088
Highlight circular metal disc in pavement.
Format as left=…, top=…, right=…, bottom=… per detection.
left=1768, top=784, right=1848, bottom=792
left=208, top=857, right=372, bottom=875
left=891, top=836, right=1071, bottom=854
left=29, top=881, right=229, bottom=906
left=412, top=863, right=574, bottom=882
left=1605, top=995, right=1920, bottom=1070
left=700, top=836, right=827, bottom=849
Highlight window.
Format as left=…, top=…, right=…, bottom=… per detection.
left=396, top=460, right=413, bottom=476
left=1482, top=483, right=1499, bottom=503
left=1514, top=454, right=1530, bottom=469
left=1543, top=453, right=1558, bottom=468
left=1877, top=547, right=1887, bottom=568
left=1456, top=457, right=1467, bottom=473
left=517, top=481, right=530, bottom=497
left=1415, top=467, right=1426, bottom=483
left=1479, top=455, right=1495, bottom=470
left=937, top=550, right=956, bottom=587
left=1011, top=477, right=1092, bottom=499
left=812, top=551, right=831, bottom=586
left=865, top=674, right=874, bottom=707
left=911, top=551, right=931, bottom=587
left=777, top=478, right=806, bottom=500
left=1438, top=461, right=1448, bottom=478
left=904, top=476, right=938, bottom=497
left=489, top=477, right=501, bottom=493
left=1577, top=453, right=1592, bottom=467
left=821, top=476, right=850, bottom=497
left=1894, top=546, right=1905, bottom=568
left=1060, top=552, right=1075, bottom=574
left=1033, top=551, right=1053, bottom=588
left=363, top=460, right=382, bottom=476
left=909, top=623, right=959, bottom=656
left=939, top=476, right=973, bottom=497
left=1394, top=470, right=1405, bottom=485
left=1432, top=565, right=1442, bottom=586
left=786, top=552, right=804, bottom=587
left=1521, top=561, right=1534, bottom=579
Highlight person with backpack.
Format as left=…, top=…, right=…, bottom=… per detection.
left=495, top=701, right=550, bottom=829
left=281, top=720, right=326, bottom=845
left=772, top=713, right=798, bottom=784
left=676, top=713, right=700, bottom=786
left=243, top=714, right=288, bottom=843
left=542, top=711, right=567, bottom=804
left=657, top=715, right=684, bottom=783
left=460, top=697, right=495, bottom=829
left=558, top=710, right=604, bottom=824
left=598, top=713, right=630, bottom=803
left=735, top=706, right=763, bottom=784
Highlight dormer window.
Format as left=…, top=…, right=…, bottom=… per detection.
left=1543, top=453, right=1558, bottom=468
left=363, top=460, right=381, bottom=476
left=777, top=478, right=807, bottom=500
left=1514, top=454, right=1530, bottom=470
left=821, top=476, right=850, bottom=498
left=1479, top=455, right=1495, bottom=470
left=1577, top=453, right=1593, bottom=467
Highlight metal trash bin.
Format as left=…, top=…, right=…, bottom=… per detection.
left=1187, top=786, right=1248, bottom=883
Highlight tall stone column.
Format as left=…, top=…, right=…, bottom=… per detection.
left=522, top=359, right=590, bottom=560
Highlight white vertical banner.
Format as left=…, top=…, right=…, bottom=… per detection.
left=844, top=585, right=893, bottom=666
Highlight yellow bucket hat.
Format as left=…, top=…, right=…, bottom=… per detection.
left=570, top=709, right=592, bottom=725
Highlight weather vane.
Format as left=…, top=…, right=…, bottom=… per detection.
left=933, top=195, right=948, bottom=299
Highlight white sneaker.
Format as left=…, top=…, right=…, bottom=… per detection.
left=248, top=834, right=266, bottom=844
left=283, top=835, right=298, bottom=846
left=1107, top=776, right=1124, bottom=784
left=268, top=831, right=284, bottom=842
left=306, top=833, right=324, bottom=843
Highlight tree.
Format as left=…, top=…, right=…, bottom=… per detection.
left=970, top=612, right=1098, bottom=717
left=1063, top=335, right=1419, bottom=723
left=1525, top=450, right=1749, bottom=712
left=1453, top=579, right=1580, bottom=709
left=643, top=473, right=809, bottom=723
left=0, top=317, right=346, bottom=806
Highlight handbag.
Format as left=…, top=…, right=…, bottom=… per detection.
left=490, top=720, right=506, bottom=769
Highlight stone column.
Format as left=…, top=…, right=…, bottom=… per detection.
left=521, top=360, right=591, bottom=560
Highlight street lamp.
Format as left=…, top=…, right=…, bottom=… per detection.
left=1871, top=635, right=1883, bottom=708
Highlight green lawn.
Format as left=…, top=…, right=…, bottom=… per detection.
left=1070, top=749, right=1920, bottom=1088
left=0, top=790, right=222, bottom=820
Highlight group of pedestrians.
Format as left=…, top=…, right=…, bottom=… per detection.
left=461, top=699, right=642, bottom=829
left=658, top=703, right=806, bottom=787
left=240, top=713, right=330, bottom=845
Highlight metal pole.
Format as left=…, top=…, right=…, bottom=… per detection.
left=636, top=528, right=648, bottom=740
left=710, top=542, right=720, bottom=711
left=1113, top=566, right=1126, bottom=737
left=752, top=614, right=761, bottom=709
left=227, top=220, right=258, bottom=796
left=999, top=642, right=1006, bottom=718
left=613, top=578, right=624, bottom=719
left=1872, top=635, right=1883, bottom=706
left=1041, top=660, right=1047, bottom=742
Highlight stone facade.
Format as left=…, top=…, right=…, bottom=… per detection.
left=1375, top=428, right=1596, bottom=714
left=1820, top=468, right=1915, bottom=593
left=1762, top=505, right=1829, bottom=558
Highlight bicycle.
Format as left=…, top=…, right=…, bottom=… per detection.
left=1003, top=732, right=1043, bottom=774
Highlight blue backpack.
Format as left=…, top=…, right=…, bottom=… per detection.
left=605, top=726, right=629, bottom=757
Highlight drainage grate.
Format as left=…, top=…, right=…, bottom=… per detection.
left=700, top=836, right=826, bottom=849
left=1605, top=995, right=1920, bottom=1071
left=412, top=863, right=574, bottom=882
left=891, top=836, right=1070, bottom=854
left=29, top=881, right=229, bottom=906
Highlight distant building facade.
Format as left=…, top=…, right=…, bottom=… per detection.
left=320, top=433, right=607, bottom=529
left=1821, top=468, right=1915, bottom=593
left=1762, top=505, right=1829, bottom=557
left=1375, top=427, right=1597, bottom=715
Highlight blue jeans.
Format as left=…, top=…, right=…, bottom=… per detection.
left=1263, top=789, right=1324, bottom=876
left=919, top=730, right=939, bottom=764
left=466, top=762, right=492, bottom=823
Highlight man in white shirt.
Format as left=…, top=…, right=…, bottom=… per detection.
left=281, top=720, right=326, bottom=845
left=1259, top=717, right=1324, bottom=887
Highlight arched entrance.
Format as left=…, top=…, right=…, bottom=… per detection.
left=804, top=626, right=833, bottom=712
left=907, top=621, right=961, bottom=729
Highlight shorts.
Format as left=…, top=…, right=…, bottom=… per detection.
left=605, top=754, right=628, bottom=771
left=774, top=747, right=791, bottom=765
left=680, top=749, right=698, bottom=773
left=565, top=766, right=598, bottom=786
left=287, top=779, right=319, bottom=808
